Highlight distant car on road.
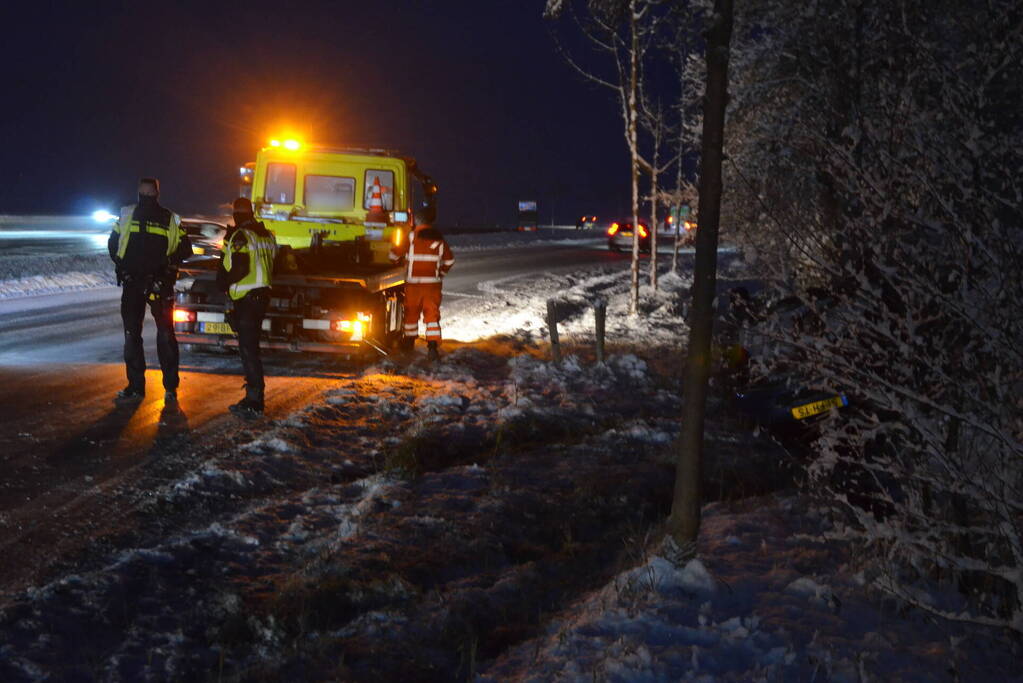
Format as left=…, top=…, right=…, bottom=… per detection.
left=665, top=215, right=697, bottom=246
left=575, top=215, right=598, bottom=230
left=607, top=217, right=698, bottom=253
left=607, top=220, right=650, bottom=252
left=181, top=218, right=228, bottom=258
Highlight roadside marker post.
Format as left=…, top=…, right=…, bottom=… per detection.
left=594, top=299, right=607, bottom=364
left=546, top=299, right=562, bottom=366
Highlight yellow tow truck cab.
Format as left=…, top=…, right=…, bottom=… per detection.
left=250, top=140, right=436, bottom=262
left=174, top=139, right=438, bottom=357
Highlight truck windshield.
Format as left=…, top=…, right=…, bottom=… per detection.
left=305, top=175, right=356, bottom=212
left=265, top=163, right=296, bottom=204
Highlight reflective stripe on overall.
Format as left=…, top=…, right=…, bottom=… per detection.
left=403, top=240, right=453, bottom=284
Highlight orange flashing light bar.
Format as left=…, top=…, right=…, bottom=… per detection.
left=268, top=138, right=302, bottom=150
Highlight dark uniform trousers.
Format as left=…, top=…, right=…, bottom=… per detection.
left=228, top=289, right=270, bottom=390
left=121, top=279, right=178, bottom=391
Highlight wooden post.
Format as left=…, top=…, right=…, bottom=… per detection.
left=594, top=300, right=607, bottom=364
left=546, top=299, right=562, bottom=365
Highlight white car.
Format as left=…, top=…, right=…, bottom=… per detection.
left=181, top=218, right=228, bottom=257
left=606, top=218, right=695, bottom=253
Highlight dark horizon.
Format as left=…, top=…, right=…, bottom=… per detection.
left=1, top=1, right=634, bottom=227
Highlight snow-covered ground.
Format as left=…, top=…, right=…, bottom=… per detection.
left=0, top=259, right=114, bottom=299
left=443, top=265, right=695, bottom=346
left=0, top=216, right=113, bottom=299
left=484, top=492, right=1023, bottom=682
left=0, top=256, right=1019, bottom=680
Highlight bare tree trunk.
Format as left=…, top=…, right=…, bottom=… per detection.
left=628, top=0, right=641, bottom=315
left=671, top=125, right=684, bottom=274
left=666, top=0, right=733, bottom=551
left=648, top=106, right=662, bottom=291
left=649, top=150, right=659, bottom=291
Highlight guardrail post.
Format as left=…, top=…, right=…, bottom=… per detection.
left=546, top=299, right=562, bottom=366
left=594, top=299, right=607, bottom=364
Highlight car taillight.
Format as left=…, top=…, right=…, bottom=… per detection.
left=172, top=308, right=195, bottom=323
left=638, top=225, right=648, bottom=238
left=608, top=223, right=619, bottom=236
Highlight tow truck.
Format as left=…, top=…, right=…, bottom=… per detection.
left=172, top=138, right=438, bottom=358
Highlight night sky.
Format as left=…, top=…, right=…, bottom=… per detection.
left=1, top=1, right=631, bottom=227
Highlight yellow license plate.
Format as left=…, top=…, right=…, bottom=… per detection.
left=202, top=321, right=235, bottom=335
left=192, top=246, right=205, bottom=255
left=791, top=395, right=846, bottom=420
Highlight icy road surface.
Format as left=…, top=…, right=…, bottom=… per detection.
left=0, top=215, right=109, bottom=258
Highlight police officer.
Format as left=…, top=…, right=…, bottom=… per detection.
left=218, top=197, right=277, bottom=416
left=108, top=177, right=192, bottom=402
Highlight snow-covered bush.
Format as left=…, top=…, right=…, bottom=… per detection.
left=726, top=0, right=1023, bottom=632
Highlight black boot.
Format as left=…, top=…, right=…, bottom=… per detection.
left=427, top=340, right=440, bottom=362
left=115, top=385, right=145, bottom=402
left=400, top=336, right=416, bottom=356
left=230, top=384, right=264, bottom=418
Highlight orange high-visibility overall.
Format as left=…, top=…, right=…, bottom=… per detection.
left=389, top=225, right=454, bottom=341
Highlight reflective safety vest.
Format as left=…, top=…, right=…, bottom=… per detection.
left=223, top=227, right=277, bottom=300
left=389, top=226, right=454, bottom=284
left=114, top=204, right=184, bottom=261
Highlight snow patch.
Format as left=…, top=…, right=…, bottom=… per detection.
left=242, top=436, right=295, bottom=454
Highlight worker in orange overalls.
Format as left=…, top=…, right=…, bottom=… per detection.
left=389, top=209, right=454, bottom=362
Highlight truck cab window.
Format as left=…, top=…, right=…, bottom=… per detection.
left=363, top=170, right=394, bottom=210
left=265, top=163, right=296, bottom=204
left=305, top=175, right=356, bottom=212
